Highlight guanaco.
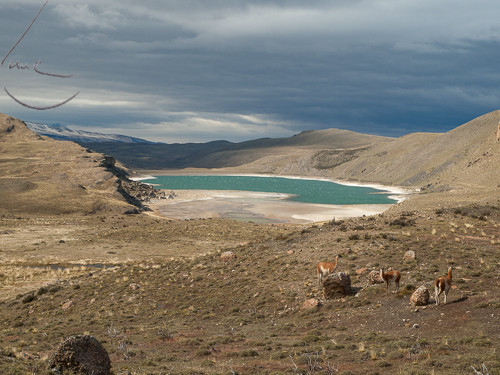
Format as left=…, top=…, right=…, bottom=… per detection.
left=317, top=255, right=341, bottom=286
left=435, top=267, right=452, bottom=305
left=380, top=268, right=401, bottom=294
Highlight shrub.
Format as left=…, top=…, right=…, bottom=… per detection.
left=22, top=294, right=36, bottom=304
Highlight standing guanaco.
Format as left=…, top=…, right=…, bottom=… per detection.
left=317, top=255, right=341, bottom=286
left=435, top=267, right=452, bottom=305
left=380, top=268, right=401, bottom=294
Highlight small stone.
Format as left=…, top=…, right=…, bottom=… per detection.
left=403, top=250, right=416, bottom=262
left=301, top=298, right=320, bottom=310
left=220, top=251, right=236, bottom=262
left=355, top=267, right=368, bottom=275
left=413, top=324, right=420, bottom=329
left=62, top=300, right=74, bottom=311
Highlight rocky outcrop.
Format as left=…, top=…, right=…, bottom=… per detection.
left=98, top=154, right=166, bottom=209
left=323, top=272, right=351, bottom=299
left=410, top=285, right=430, bottom=306
left=118, top=178, right=166, bottom=204
left=48, top=335, right=111, bottom=375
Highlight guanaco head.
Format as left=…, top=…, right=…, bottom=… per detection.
left=447, top=266, right=452, bottom=279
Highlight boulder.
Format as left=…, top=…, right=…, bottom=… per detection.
left=410, top=285, right=430, bottom=306
left=403, top=250, right=416, bottom=262
left=323, top=272, right=351, bottom=299
left=48, top=335, right=111, bottom=375
left=367, top=270, right=383, bottom=284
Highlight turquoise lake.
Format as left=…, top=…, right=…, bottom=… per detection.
left=143, top=175, right=397, bottom=205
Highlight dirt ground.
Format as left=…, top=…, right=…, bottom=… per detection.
left=0, top=202, right=499, bottom=374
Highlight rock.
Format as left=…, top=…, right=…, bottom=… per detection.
left=220, top=251, right=236, bottom=262
left=323, top=272, right=351, bottom=299
left=301, top=298, right=321, bottom=310
left=355, top=267, right=368, bottom=275
left=403, top=250, right=416, bottom=262
left=48, top=335, right=111, bottom=375
left=410, top=285, right=430, bottom=306
left=62, top=300, right=74, bottom=311
left=367, top=270, right=383, bottom=284
left=129, top=283, right=140, bottom=290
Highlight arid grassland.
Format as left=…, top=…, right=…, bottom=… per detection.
left=0, top=206, right=499, bottom=374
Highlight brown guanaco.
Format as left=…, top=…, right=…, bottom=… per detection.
left=380, top=268, right=401, bottom=294
left=317, top=255, right=341, bottom=286
left=435, top=267, right=452, bottom=305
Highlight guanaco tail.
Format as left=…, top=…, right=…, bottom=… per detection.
left=435, top=267, right=452, bottom=305
left=380, top=268, right=401, bottom=294
left=317, top=255, right=341, bottom=286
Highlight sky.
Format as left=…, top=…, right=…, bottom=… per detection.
left=1, top=0, right=500, bottom=143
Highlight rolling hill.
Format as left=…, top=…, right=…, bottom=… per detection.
left=0, top=114, right=155, bottom=215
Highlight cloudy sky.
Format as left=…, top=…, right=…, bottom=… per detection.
left=1, top=0, right=500, bottom=143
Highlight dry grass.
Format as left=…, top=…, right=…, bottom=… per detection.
left=0, top=205, right=499, bottom=374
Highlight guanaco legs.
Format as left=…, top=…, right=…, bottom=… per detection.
left=380, top=268, right=401, bottom=294
left=435, top=267, right=452, bottom=305
left=317, top=255, right=341, bottom=286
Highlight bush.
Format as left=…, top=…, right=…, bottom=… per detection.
left=22, top=294, right=36, bottom=304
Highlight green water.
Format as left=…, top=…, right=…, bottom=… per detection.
left=143, top=175, right=397, bottom=205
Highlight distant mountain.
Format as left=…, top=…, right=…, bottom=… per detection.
left=25, top=122, right=155, bottom=144
left=79, top=128, right=391, bottom=170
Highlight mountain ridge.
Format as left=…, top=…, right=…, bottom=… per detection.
left=25, top=122, right=155, bottom=144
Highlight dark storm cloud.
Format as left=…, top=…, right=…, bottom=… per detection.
left=2, top=0, right=500, bottom=142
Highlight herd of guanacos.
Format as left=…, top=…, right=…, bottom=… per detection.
left=317, top=255, right=453, bottom=305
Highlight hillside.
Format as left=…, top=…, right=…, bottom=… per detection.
left=77, top=128, right=392, bottom=170
left=327, top=111, right=500, bottom=189
left=1, top=204, right=499, bottom=374
left=0, top=114, right=156, bottom=215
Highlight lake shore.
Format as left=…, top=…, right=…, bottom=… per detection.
left=137, top=171, right=413, bottom=223
left=147, top=189, right=395, bottom=224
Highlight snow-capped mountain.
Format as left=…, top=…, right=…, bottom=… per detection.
left=26, top=122, right=155, bottom=143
